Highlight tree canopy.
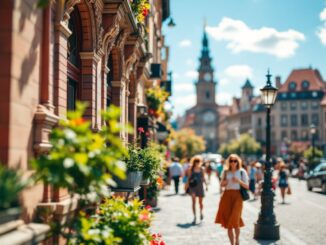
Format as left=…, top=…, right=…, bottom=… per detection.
left=218, top=133, right=261, bottom=157
left=171, top=128, right=206, bottom=159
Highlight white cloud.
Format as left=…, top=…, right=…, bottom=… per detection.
left=224, top=65, right=253, bottom=79
left=216, top=92, right=233, bottom=105
left=206, top=17, right=305, bottom=58
left=321, top=8, right=326, bottom=21
left=179, top=39, right=192, bottom=48
left=317, top=7, right=326, bottom=45
left=215, top=64, right=255, bottom=104
left=172, top=94, right=196, bottom=116
left=184, top=70, right=198, bottom=79
left=174, top=82, right=194, bottom=93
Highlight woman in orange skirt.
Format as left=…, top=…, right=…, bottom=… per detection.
left=215, top=154, right=249, bottom=245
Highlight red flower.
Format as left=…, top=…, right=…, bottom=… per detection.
left=145, top=205, right=152, bottom=211
left=142, top=8, right=149, bottom=17
left=138, top=127, right=145, bottom=133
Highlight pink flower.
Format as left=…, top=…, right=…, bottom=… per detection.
left=138, top=127, right=145, bottom=133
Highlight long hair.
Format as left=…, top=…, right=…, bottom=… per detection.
left=224, top=154, right=242, bottom=171
left=190, top=156, right=202, bottom=173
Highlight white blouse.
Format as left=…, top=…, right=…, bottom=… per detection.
left=222, top=169, right=249, bottom=190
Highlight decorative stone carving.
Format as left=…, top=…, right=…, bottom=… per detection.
left=33, top=104, right=59, bottom=155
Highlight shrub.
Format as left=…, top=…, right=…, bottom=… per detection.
left=0, top=165, right=27, bottom=210
left=98, top=198, right=152, bottom=245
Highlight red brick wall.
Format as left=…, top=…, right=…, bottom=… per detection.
left=0, top=0, right=13, bottom=165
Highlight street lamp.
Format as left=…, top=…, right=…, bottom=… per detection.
left=254, top=70, right=280, bottom=240
left=310, top=123, right=316, bottom=165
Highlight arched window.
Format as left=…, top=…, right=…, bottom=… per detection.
left=301, top=80, right=310, bottom=90
left=67, top=10, right=81, bottom=111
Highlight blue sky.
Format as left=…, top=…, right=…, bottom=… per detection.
left=162, top=0, right=326, bottom=118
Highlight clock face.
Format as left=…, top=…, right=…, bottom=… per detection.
left=204, top=73, right=212, bottom=81
left=203, top=111, right=215, bottom=123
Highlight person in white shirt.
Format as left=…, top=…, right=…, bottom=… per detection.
left=215, top=154, right=249, bottom=245
left=169, top=157, right=183, bottom=194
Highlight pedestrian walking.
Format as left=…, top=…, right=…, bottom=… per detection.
left=298, top=159, right=306, bottom=180
left=249, top=161, right=257, bottom=200
left=169, top=157, right=183, bottom=194
left=182, top=157, right=191, bottom=194
left=255, top=162, right=264, bottom=196
left=186, top=156, right=207, bottom=225
left=215, top=154, right=249, bottom=245
left=278, top=161, right=290, bottom=204
left=216, top=159, right=225, bottom=193
left=205, top=160, right=213, bottom=185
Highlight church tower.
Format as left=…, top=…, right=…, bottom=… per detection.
left=184, top=23, right=220, bottom=153
left=195, top=25, right=217, bottom=105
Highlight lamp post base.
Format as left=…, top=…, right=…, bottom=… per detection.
left=254, top=223, right=280, bottom=240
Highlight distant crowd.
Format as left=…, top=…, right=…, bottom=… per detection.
left=162, top=154, right=304, bottom=245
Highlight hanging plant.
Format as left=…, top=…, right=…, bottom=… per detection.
left=146, top=87, right=169, bottom=119
left=129, top=0, right=150, bottom=24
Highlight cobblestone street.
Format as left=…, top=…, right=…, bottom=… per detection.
left=151, top=176, right=326, bottom=245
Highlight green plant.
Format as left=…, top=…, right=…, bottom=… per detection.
left=98, top=198, right=152, bottom=245
left=146, top=87, right=169, bottom=119
left=0, top=165, right=27, bottom=210
left=140, top=143, right=163, bottom=181
left=303, top=146, right=323, bottom=169
left=71, top=213, right=121, bottom=245
left=124, top=145, right=144, bottom=172
left=146, top=181, right=159, bottom=201
left=32, top=102, right=128, bottom=241
left=32, top=102, right=126, bottom=199
left=129, top=0, right=150, bottom=24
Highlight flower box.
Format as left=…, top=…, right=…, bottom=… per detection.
left=113, top=171, right=143, bottom=190
left=140, top=178, right=150, bottom=186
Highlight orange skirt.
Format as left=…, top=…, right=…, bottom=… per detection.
left=215, top=190, right=244, bottom=229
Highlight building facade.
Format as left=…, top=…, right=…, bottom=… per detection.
left=269, top=68, right=326, bottom=155
left=0, top=0, right=171, bottom=235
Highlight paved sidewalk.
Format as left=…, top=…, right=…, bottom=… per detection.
left=151, top=177, right=308, bottom=245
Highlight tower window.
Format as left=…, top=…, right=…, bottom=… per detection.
left=206, top=91, right=210, bottom=99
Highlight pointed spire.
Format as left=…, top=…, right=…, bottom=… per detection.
left=202, top=18, right=208, bottom=49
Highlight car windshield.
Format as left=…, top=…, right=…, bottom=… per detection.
left=314, top=163, right=326, bottom=172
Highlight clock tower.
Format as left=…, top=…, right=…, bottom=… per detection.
left=196, top=27, right=216, bottom=105
left=184, top=25, right=220, bottom=153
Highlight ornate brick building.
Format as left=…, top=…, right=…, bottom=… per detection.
left=0, top=0, right=171, bottom=239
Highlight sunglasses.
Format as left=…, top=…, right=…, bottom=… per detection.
left=230, top=159, right=238, bottom=163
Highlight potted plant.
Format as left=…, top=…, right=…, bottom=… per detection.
left=113, top=145, right=143, bottom=189
left=139, top=144, right=162, bottom=186
left=0, top=165, right=26, bottom=226
left=146, top=180, right=159, bottom=207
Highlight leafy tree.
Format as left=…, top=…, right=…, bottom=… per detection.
left=218, top=133, right=261, bottom=157
left=171, top=128, right=205, bottom=159
left=303, top=146, right=323, bottom=169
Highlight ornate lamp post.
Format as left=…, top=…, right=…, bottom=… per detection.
left=254, top=70, right=280, bottom=240
left=310, top=123, right=317, bottom=165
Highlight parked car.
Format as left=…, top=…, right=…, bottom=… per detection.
left=306, top=162, right=326, bottom=193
